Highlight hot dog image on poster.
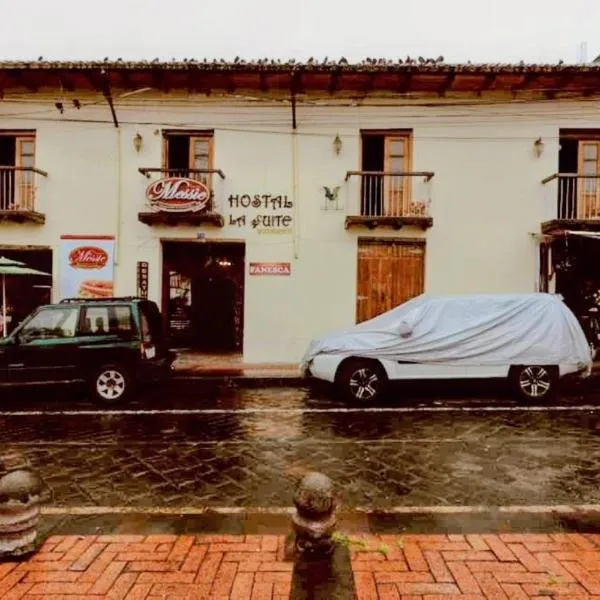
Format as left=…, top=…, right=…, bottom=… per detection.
left=59, top=236, right=115, bottom=300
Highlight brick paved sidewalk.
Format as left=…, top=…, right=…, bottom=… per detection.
left=1, top=533, right=600, bottom=599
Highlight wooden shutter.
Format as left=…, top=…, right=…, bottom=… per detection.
left=15, top=136, right=35, bottom=210
left=189, top=136, right=213, bottom=188
left=577, top=141, right=600, bottom=218
left=383, top=136, right=411, bottom=217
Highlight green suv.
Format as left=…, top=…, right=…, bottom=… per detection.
left=0, top=297, right=176, bottom=404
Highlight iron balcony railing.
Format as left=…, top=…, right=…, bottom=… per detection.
left=0, top=166, right=48, bottom=212
left=138, top=167, right=226, bottom=213
left=345, top=171, right=434, bottom=217
left=542, top=173, right=600, bottom=220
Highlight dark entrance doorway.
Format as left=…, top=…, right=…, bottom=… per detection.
left=161, top=241, right=245, bottom=352
left=0, top=247, right=52, bottom=336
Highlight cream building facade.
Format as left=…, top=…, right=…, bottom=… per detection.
left=0, top=61, right=599, bottom=362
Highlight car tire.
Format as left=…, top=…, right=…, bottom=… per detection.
left=90, top=363, right=133, bottom=405
left=336, top=358, right=387, bottom=403
left=510, top=365, right=557, bottom=402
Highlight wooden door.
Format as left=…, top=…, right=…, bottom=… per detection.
left=383, top=136, right=411, bottom=217
left=15, top=136, right=35, bottom=210
left=356, top=240, right=425, bottom=323
left=578, top=141, right=600, bottom=218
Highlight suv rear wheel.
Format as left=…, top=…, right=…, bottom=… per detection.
left=90, top=364, right=133, bottom=405
left=510, top=365, right=557, bottom=402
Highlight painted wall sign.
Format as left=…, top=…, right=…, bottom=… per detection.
left=146, top=177, right=210, bottom=213
left=59, top=236, right=115, bottom=299
left=228, top=194, right=293, bottom=234
left=249, top=262, right=291, bottom=276
left=136, top=261, right=149, bottom=299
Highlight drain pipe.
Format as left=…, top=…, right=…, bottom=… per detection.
left=115, top=127, right=123, bottom=267
left=291, top=92, right=300, bottom=260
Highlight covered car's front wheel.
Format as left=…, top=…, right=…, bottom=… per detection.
left=511, top=365, right=557, bottom=402
left=336, top=359, right=387, bottom=403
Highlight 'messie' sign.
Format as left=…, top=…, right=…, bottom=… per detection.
left=146, top=177, right=210, bottom=212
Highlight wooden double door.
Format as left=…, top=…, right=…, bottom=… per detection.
left=356, top=239, right=425, bottom=323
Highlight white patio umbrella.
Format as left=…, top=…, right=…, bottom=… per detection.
left=0, top=256, right=52, bottom=337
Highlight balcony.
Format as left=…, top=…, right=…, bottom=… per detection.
left=0, top=166, right=47, bottom=224
left=541, top=173, right=600, bottom=234
left=137, top=167, right=226, bottom=227
left=344, top=171, right=434, bottom=230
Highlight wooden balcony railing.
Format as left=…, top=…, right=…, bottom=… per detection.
left=0, top=166, right=48, bottom=213
left=345, top=171, right=434, bottom=218
left=542, top=173, right=600, bottom=220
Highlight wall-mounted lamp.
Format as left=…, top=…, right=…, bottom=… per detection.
left=333, top=134, right=342, bottom=156
left=533, top=137, right=544, bottom=158
left=133, top=132, right=143, bottom=152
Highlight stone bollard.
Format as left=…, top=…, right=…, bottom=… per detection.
left=0, top=451, right=44, bottom=559
left=292, top=471, right=338, bottom=559
left=289, top=472, right=355, bottom=599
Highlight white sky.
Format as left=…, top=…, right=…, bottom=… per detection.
left=0, top=0, right=598, bottom=65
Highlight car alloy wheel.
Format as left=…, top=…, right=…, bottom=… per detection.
left=518, top=366, right=552, bottom=399
left=349, top=367, right=380, bottom=402
left=96, top=369, right=126, bottom=401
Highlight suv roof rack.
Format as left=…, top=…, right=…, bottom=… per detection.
left=59, top=296, right=144, bottom=304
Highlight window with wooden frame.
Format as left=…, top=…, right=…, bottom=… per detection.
left=162, top=131, right=214, bottom=190
left=360, top=131, right=412, bottom=217
left=578, top=141, right=600, bottom=218
left=0, top=131, right=36, bottom=211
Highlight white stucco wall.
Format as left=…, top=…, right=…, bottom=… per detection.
left=1, top=94, right=598, bottom=363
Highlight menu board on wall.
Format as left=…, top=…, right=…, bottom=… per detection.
left=59, top=235, right=115, bottom=300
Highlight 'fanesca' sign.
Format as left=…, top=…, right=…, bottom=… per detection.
left=146, top=177, right=210, bottom=213
left=68, top=246, right=109, bottom=270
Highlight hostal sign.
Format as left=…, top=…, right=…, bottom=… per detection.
left=146, top=177, right=210, bottom=213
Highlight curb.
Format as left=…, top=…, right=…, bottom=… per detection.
left=37, top=506, right=600, bottom=538
left=171, top=373, right=306, bottom=387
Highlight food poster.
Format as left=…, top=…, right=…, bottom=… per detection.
left=59, top=236, right=115, bottom=300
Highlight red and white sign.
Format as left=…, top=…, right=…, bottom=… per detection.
left=249, top=262, right=291, bottom=276
left=59, top=236, right=115, bottom=300
left=146, top=177, right=210, bottom=213
left=68, top=246, right=108, bottom=270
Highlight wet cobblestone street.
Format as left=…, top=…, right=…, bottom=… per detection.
left=2, top=381, right=600, bottom=509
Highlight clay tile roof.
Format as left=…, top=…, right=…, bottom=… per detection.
left=0, top=58, right=599, bottom=95
left=0, top=58, right=597, bottom=72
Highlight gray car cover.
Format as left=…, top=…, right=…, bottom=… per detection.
left=301, top=293, right=592, bottom=369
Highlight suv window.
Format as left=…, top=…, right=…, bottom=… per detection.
left=20, top=307, right=79, bottom=341
left=80, top=305, right=134, bottom=336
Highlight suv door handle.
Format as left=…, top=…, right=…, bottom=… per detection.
left=8, top=363, right=25, bottom=368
